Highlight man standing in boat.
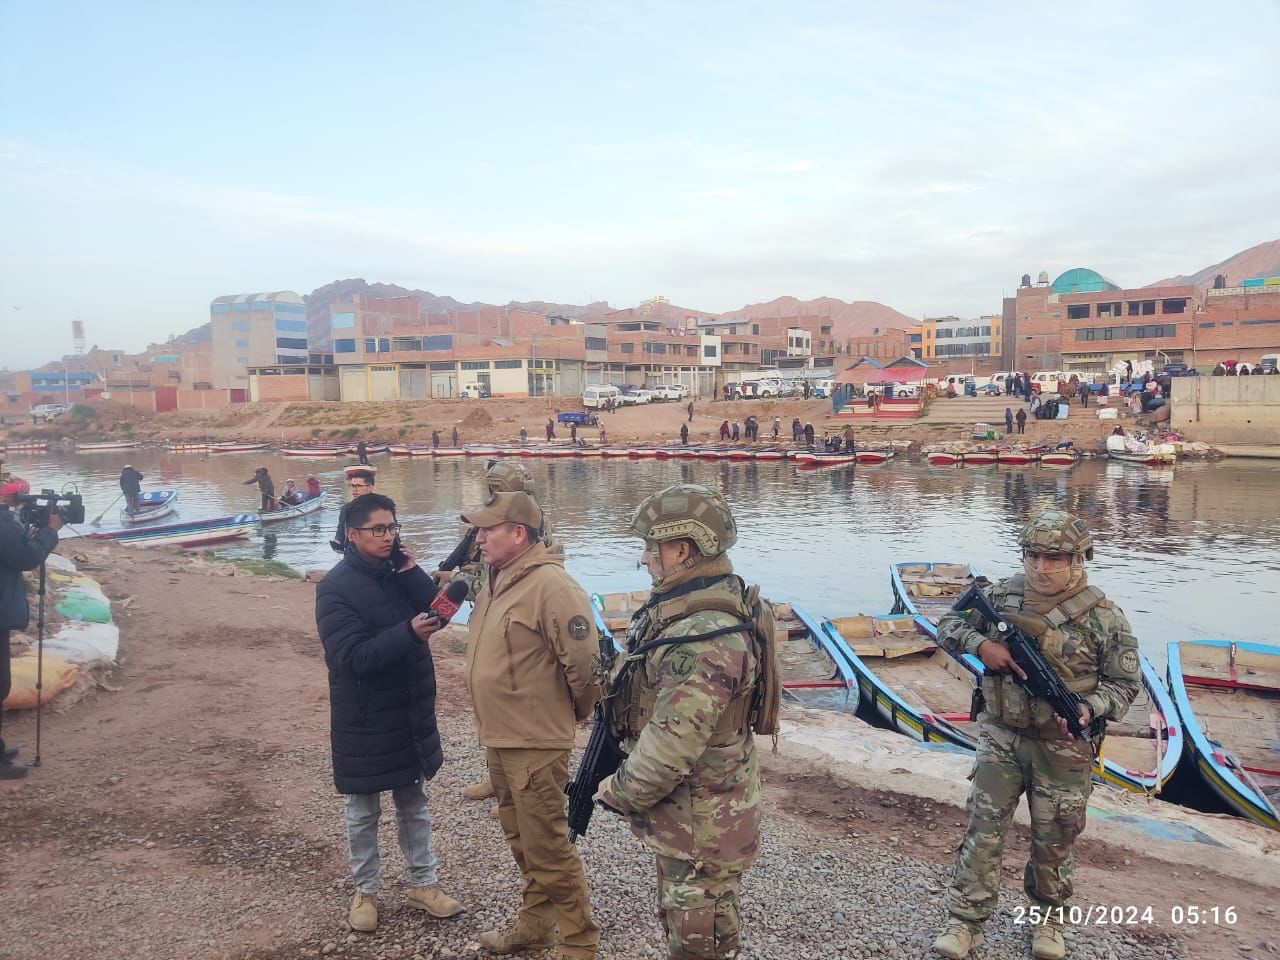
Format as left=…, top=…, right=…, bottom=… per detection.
left=119, top=464, right=143, bottom=516
left=243, top=467, right=275, bottom=512
left=931, top=511, right=1141, bottom=960
left=596, top=484, right=775, bottom=960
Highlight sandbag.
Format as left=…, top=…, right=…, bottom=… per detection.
left=3, top=653, right=79, bottom=711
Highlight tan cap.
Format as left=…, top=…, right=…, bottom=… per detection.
left=461, top=490, right=543, bottom=530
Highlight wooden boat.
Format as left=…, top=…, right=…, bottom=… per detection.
left=821, top=611, right=979, bottom=749
left=963, top=448, right=999, bottom=465
left=431, top=447, right=466, bottom=457
left=5, top=441, right=49, bottom=452
left=793, top=450, right=856, bottom=466
left=343, top=463, right=377, bottom=477
left=599, top=447, right=633, bottom=458
left=778, top=603, right=858, bottom=711
left=928, top=451, right=964, bottom=466
left=166, top=442, right=209, bottom=453
left=120, top=489, right=178, bottom=525
left=208, top=442, right=270, bottom=454
left=77, top=440, right=140, bottom=452
left=1039, top=449, right=1080, bottom=467
left=996, top=446, right=1044, bottom=466
left=855, top=448, right=894, bottom=465
left=348, top=442, right=389, bottom=455
left=260, top=494, right=325, bottom=524
left=752, top=447, right=789, bottom=461
left=280, top=444, right=346, bottom=457
left=389, top=444, right=431, bottom=456
left=1106, top=435, right=1176, bottom=465
left=1167, top=641, right=1280, bottom=830
left=890, top=561, right=987, bottom=627
left=88, top=513, right=259, bottom=548
left=1107, top=449, right=1176, bottom=466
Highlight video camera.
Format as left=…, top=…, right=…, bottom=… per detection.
left=18, top=488, right=86, bottom=528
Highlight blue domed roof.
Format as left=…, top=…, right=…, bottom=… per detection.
left=1051, top=268, right=1121, bottom=294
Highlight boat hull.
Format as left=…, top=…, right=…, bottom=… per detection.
left=120, top=490, right=178, bottom=525
left=260, top=495, right=325, bottom=523
left=89, top=514, right=259, bottom=548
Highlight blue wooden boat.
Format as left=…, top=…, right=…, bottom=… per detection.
left=259, top=493, right=325, bottom=524
left=89, top=513, right=259, bottom=548
left=781, top=603, right=858, bottom=712
left=121, top=489, right=178, bottom=525
left=820, top=611, right=979, bottom=749
left=890, top=561, right=988, bottom=627
left=1167, top=641, right=1280, bottom=830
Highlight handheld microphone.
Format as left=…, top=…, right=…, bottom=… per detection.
left=428, top=579, right=470, bottom=624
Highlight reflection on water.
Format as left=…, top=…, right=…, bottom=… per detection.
left=12, top=448, right=1280, bottom=666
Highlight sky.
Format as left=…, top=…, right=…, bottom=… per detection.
left=2, top=0, right=1279, bottom=369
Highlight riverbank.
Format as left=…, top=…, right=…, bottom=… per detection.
left=0, top=394, right=1217, bottom=460
left=1, top=542, right=1275, bottom=960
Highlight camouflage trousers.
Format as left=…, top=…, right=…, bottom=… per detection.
left=947, top=720, right=1093, bottom=923
left=655, top=855, right=743, bottom=959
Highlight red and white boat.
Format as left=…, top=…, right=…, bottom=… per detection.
left=4, top=441, right=49, bottom=452
left=1039, top=450, right=1080, bottom=467
left=600, top=447, right=632, bottom=458
left=753, top=448, right=789, bottom=461
left=855, top=448, right=894, bottom=465
left=927, top=451, right=964, bottom=466
left=208, top=442, right=270, bottom=454
left=793, top=450, right=856, bottom=466
left=963, top=448, right=998, bottom=465
left=996, top=447, right=1041, bottom=466
left=431, top=447, right=466, bottom=457
left=77, top=440, right=140, bottom=452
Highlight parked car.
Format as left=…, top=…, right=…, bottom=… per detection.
left=651, top=384, right=682, bottom=401
left=30, top=403, right=69, bottom=422
left=1159, top=363, right=1196, bottom=377
left=581, top=384, right=621, bottom=409
left=621, top=387, right=653, bottom=405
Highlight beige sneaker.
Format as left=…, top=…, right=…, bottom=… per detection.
left=406, top=884, right=466, bottom=918
left=490, top=803, right=501, bottom=820
left=349, top=891, right=378, bottom=932
left=1032, top=921, right=1066, bottom=960
left=463, top=779, right=496, bottom=800
left=932, top=920, right=983, bottom=959
left=477, top=925, right=557, bottom=954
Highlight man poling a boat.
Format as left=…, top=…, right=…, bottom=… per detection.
left=931, top=511, right=1142, bottom=960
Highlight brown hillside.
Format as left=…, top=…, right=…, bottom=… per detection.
left=722, top=296, right=918, bottom=340
left=1148, top=238, right=1280, bottom=293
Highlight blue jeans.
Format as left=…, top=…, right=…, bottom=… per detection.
left=344, top=782, right=438, bottom=893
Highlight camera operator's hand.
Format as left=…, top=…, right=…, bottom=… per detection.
left=46, top=511, right=65, bottom=531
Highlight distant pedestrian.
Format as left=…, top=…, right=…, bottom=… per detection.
left=1125, top=359, right=1134, bottom=382
left=772, top=417, right=781, bottom=439
left=570, top=423, right=578, bottom=444
left=723, top=384, right=731, bottom=402
left=1212, top=363, right=1226, bottom=376
left=450, top=426, right=459, bottom=447
left=731, top=419, right=740, bottom=441
left=1015, top=408, right=1027, bottom=434
left=687, top=400, right=694, bottom=422
left=545, top=419, right=555, bottom=441
left=803, top=422, right=815, bottom=447
left=356, top=440, right=369, bottom=465
left=1004, top=407, right=1014, bottom=434
left=679, top=422, right=689, bottom=445
left=598, top=422, right=606, bottom=444
left=791, top=417, right=802, bottom=442
left=431, top=430, right=441, bottom=449
left=1078, top=381, right=1090, bottom=407
left=719, top=420, right=730, bottom=441
left=842, top=424, right=856, bottom=454
left=519, top=426, right=527, bottom=444
left=1240, top=364, right=1252, bottom=377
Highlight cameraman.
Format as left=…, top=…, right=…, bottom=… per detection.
left=0, top=477, right=63, bottom=779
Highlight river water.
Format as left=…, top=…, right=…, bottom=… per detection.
left=10, top=448, right=1279, bottom=666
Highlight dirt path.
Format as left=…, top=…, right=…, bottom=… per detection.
left=1, top=544, right=1270, bottom=959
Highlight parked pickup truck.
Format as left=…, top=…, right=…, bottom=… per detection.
left=650, top=384, right=684, bottom=401
left=557, top=411, right=599, bottom=426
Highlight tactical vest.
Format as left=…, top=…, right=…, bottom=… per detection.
left=982, top=575, right=1112, bottom=733
left=612, top=575, right=780, bottom=745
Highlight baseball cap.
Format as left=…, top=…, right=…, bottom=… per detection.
left=461, top=490, right=543, bottom=530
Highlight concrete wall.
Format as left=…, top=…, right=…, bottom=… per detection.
left=1171, top=375, right=1280, bottom=444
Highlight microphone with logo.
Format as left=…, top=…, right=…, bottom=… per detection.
left=428, top=579, right=470, bottom=625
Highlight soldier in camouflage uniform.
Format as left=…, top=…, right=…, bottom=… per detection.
left=932, top=511, right=1142, bottom=960
left=597, top=484, right=765, bottom=960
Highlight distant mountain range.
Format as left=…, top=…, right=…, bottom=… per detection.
left=1148, top=238, right=1280, bottom=293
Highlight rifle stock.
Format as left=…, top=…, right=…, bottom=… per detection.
left=565, top=626, right=625, bottom=842
left=952, top=584, right=1100, bottom=744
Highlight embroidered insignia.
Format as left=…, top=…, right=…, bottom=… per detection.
left=568, top=615, right=590, bottom=640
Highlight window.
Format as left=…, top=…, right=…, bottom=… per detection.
left=334, top=339, right=356, bottom=353
left=585, top=336, right=607, bottom=351
left=235, top=356, right=249, bottom=365
left=331, top=312, right=356, bottom=329
left=495, top=359, right=522, bottom=368
left=1198, top=322, right=1216, bottom=329
left=1067, top=305, right=1090, bottom=319
left=234, top=338, right=249, bottom=348
left=1161, top=299, right=1187, bottom=314
left=233, top=302, right=250, bottom=312
left=276, top=337, right=308, bottom=350
left=1242, top=318, right=1280, bottom=325
left=620, top=343, right=635, bottom=354
left=275, top=318, right=307, bottom=333
left=685, top=344, right=698, bottom=357
left=364, top=337, right=392, bottom=353
left=232, top=319, right=251, bottom=331
left=644, top=342, right=667, bottom=355
left=703, top=344, right=718, bottom=358
left=752, top=324, right=760, bottom=335
left=273, top=302, right=306, bottom=314
left=430, top=361, right=453, bottom=371
left=1096, top=302, right=1122, bottom=317
left=460, top=360, right=491, bottom=370
left=211, top=303, right=230, bottom=313
left=392, top=336, right=422, bottom=351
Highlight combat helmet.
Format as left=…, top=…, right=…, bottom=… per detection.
left=484, top=460, right=535, bottom=496
left=1019, top=510, right=1093, bottom=561
left=628, top=483, right=737, bottom=557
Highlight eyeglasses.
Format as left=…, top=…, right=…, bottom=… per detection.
left=1024, top=552, right=1072, bottom=570
left=349, top=481, right=373, bottom=491
left=352, top=523, right=401, bottom=537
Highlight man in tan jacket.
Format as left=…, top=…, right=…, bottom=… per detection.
left=463, top=491, right=601, bottom=960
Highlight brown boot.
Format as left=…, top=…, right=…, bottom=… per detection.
left=490, top=803, right=501, bottom=820
left=348, top=891, right=378, bottom=933
left=463, top=779, right=496, bottom=800
left=933, top=919, right=983, bottom=959
left=1032, top=920, right=1066, bottom=960
left=478, top=924, right=556, bottom=955
left=406, top=884, right=466, bottom=918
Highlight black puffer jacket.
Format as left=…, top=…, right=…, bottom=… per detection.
left=316, top=548, right=442, bottom=794
left=1, top=507, right=59, bottom=631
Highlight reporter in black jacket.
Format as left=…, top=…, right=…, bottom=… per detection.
left=0, top=477, right=63, bottom=779
left=315, top=493, right=465, bottom=933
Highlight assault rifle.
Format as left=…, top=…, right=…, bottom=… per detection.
left=566, top=624, right=625, bottom=842
left=952, top=583, right=1103, bottom=745
left=437, top=526, right=478, bottom=573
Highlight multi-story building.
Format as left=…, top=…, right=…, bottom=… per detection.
left=210, top=291, right=310, bottom=391
left=604, top=311, right=722, bottom=395
left=1192, top=276, right=1280, bottom=369
left=920, top=315, right=1002, bottom=362
left=846, top=328, right=913, bottom=363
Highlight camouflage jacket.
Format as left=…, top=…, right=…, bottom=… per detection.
left=936, top=576, right=1141, bottom=734
left=597, top=577, right=762, bottom=876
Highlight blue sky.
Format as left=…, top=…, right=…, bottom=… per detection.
left=3, top=0, right=1279, bottom=368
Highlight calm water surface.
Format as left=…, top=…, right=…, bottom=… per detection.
left=12, top=449, right=1279, bottom=666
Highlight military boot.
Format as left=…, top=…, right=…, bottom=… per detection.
left=463, top=779, right=495, bottom=800
left=0, top=759, right=28, bottom=780
left=477, top=923, right=556, bottom=955
left=1031, top=919, right=1066, bottom=960
left=406, top=884, right=466, bottom=918
left=348, top=891, right=378, bottom=932
left=933, top=919, right=983, bottom=959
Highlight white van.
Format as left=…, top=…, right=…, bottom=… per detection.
left=581, top=384, right=621, bottom=409
left=1030, top=371, right=1069, bottom=394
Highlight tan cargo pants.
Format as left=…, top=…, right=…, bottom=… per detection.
left=486, top=747, right=600, bottom=959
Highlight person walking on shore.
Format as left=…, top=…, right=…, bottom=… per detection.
left=316, top=493, right=466, bottom=933
left=451, top=426, right=459, bottom=448
left=772, top=417, right=781, bottom=440
left=803, top=422, right=815, bottom=447
left=731, top=419, right=740, bottom=442
left=680, top=423, right=689, bottom=445
left=570, top=423, right=578, bottom=445
left=687, top=400, right=694, bottom=422
left=1004, top=408, right=1014, bottom=435
left=432, top=430, right=441, bottom=449
left=1015, top=408, right=1027, bottom=435
left=931, top=512, right=1140, bottom=960
left=462, top=491, right=601, bottom=959
left=546, top=419, right=555, bottom=441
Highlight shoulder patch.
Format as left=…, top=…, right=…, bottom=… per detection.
left=665, top=647, right=699, bottom=680
left=1119, top=649, right=1140, bottom=675
left=567, top=615, right=590, bottom=641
